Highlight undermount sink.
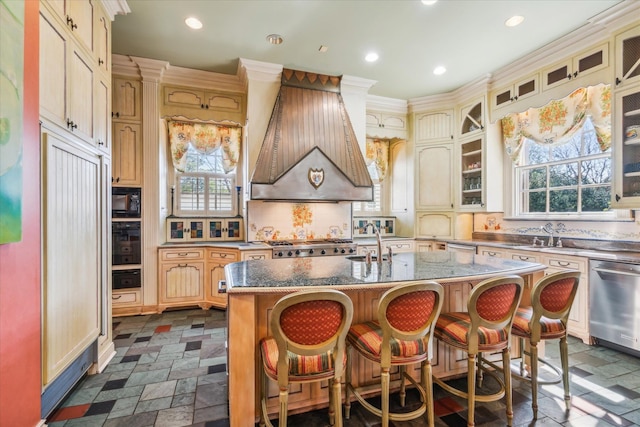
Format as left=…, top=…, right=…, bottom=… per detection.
left=346, top=254, right=392, bottom=262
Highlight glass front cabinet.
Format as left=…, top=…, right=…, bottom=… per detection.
left=166, top=218, right=243, bottom=242
left=613, top=85, right=640, bottom=207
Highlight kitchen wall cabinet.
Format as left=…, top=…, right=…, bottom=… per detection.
left=353, top=216, right=396, bottom=237
left=42, top=0, right=95, bottom=55
left=541, top=44, right=608, bottom=92
left=94, top=5, right=110, bottom=74
left=612, top=84, right=640, bottom=207
left=414, top=110, right=454, bottom=143
left=162, top=85, right=245, bottom=123
left=95, top=78, right=111, bottom=153
left=112, top=122, right=142, bottom=186
left=166, top=218, right=207, bottom=242
left=459, top=99, right=485, bottom=137
left=366, top=110, right=407, bottom=139
left=614, top=25, right=640, bottom=88
left=490, top=75, right=539, bottom=111
left=206, top=249, right=239, bottom=308
left=415, top=143, right=454, bottom=210
left=207, top=218, right=244, bottom=241
left=112, top=78, right=142, bottom=122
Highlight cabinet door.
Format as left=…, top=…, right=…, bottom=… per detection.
left=112, top=78, right=142, bottom=122
left=460, top=100, right=484, bottom=137
left=164, top=85, right=206, bottom=109
left=615, top=25, right=640, bottom=87
left=366, top=111, right=407, bottom=139
left=415, top=212, right=453, bottom=239
left=207, top=219, right=243, bottom=241
left=95, top=78, right=110, bottom=153
left=112, top=123, right=142, bottom=186
left=612, top=85, right=640, bottom=207
left=166, top=219, right=206, bottom=242
left=542, top=44, right=607, bottom=91
left=207, top=249, right=238, bottom=307
left=416, top=144, right=453, bottom=210
left=94, top=5, right=110, bottom=74
left=415, top=110, right=453, bottom=142
left=160, top=262, right=205, bottom=303
left=491, top=75, right=538, bottom=110
left=39, top=9, right=68, bottom=129
left=459, top=137, right=483, bottom=209
left=390, top=141, right=409, bottom=214
left=68, top=46, right=95, bottom=143
left=66, top=0, right=94, bottom=54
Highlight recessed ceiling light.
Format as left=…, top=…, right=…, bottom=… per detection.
left=433, top=66, right=446, bottom=75
left=318, top=45, right=329, bottom=53
left=184, top=17, right=203, bottom=30
left=266, top=34, right=283, bottom=45
left=505, top=15, right=524, bottom=27
left=421, top=0, right=438, bottom=5
left=365, top=52, right=379, bottom=62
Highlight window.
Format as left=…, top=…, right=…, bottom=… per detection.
left=353, top=162, right=382, bottom=214
left=515, top=117, right=611, bottom=215
left=176, top=144, right=236, bottom=216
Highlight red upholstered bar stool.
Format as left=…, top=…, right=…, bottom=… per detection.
left=433, top=275, right=524, bottom=427
left=258, top=289, right=353, bottom=427
left=345, top=281, right=444, bottom=427
left=510, top=270, right=581, bottom=419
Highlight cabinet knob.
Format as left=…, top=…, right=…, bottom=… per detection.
left=66, top=119, right=77, bottom=130
left=616, top=77, right=622, bottom=86
left=615, top=194, right=621, bottom=202
left=98, top=140, right=104, bottom=146
left=66, top=16, right=77, bottom=30
left=98, top=58, right=104, bottom=66
left=573, top=71, right=578, bottom=78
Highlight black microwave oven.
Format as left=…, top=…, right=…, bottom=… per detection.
left=112, top=187, right=141, bottom=218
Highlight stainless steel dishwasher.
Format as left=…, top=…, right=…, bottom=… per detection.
left=589, top=260, right=640, bottom=356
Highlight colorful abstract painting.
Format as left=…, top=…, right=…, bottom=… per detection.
left=0, top=0, right=24, bottom=244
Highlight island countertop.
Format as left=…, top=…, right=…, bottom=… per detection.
left=225, top=251, right=546, bottom=293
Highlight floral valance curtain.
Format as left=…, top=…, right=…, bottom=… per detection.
left=365, top=138, right=389, bottom=182
left=501, top=83, right=611, bottom=164
left=167, top=121, right=241, bottom=173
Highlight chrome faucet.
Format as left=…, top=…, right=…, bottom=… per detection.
left=541, top=223, right=555, bottom=247
left=363, top=223, right=382, bottom=264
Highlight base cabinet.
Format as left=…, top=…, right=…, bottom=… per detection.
left=206, top=249, right=239, bottom=308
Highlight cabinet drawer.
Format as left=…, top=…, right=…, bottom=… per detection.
left=112, top=289, right=141, bottom=305
left=385, top=241, right=415, bottom=252
left=208, top=249, right=239, bottom=262
left=478, top=247, right=505, bottom=258
left=545, top=257, right=586, bottom=272
left=160, top=249, right=205, bottom=261
left=241, top=250, right=271, bottom=261
left=508, top=251, right=541, bottom=263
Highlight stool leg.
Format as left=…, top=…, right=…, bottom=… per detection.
left=503, top=348, right=514, bottom=426
left=424, top=360, right=435, bottom=427
left=477, top=352, right=484, bottom=388
left=345, top=347, right=352, bottom=419
left=560, top=336, right=571, bottom=411
left=399, top=365, right=407, bottom=407
left=279, top=386, right=289, bottom=427
left=467, top=353, right=476, bottom=427
left=530, top=342, right=538, bottom=420
left=259, top=369, right=267, bottom=427
left=381, top=366, right=390, bottom=427
left=331, top=377, right=343, bottom=427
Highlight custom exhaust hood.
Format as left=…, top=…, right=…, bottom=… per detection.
left=250, top=69, right=373, bottom=202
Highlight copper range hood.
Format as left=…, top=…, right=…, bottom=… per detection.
left=250, top=69, right=373, bottom=201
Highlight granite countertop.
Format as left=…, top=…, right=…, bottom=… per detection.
left=159, top=241, right=270, bottom=250
left=225, top=251, right=545, bottom=293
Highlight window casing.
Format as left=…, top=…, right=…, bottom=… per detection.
left=514, top=117, right=612, bottom=216
left=353, top=162, right=383, bottom=214
left=176, top=145, right=236, bottom=216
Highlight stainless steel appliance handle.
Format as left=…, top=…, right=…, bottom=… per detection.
left=592, top=267, right=640, bottom=278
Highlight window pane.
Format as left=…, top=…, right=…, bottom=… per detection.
left=184, top=145, right=225, bottom=173
left=523, top=167, right=547, bottom=190
left=524, top=142, right=549, bottom=164
left=525, top=191, right=546, bottom=212
left=552, top=137, right=581, bottom=161
left=549, top=163, right=578, bottom=187
left=549, top=189, right=577, bottom=212
left=179, top=176, right=205, bottom=211
left=208, top=177, right=233, bottom=211
left=581, top=186, right=611, bottom=212
left=581, top=157, right=611, bottom=184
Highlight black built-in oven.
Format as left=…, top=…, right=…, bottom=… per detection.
left=113, top=269, right=141, bottom=289
left=112, top=221, right=141, bottom=265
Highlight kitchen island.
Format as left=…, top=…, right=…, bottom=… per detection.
left=224, top=251, right=546, bottom=426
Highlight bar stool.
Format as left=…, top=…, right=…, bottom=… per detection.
left=345, top=281, right=444, bottom=427
left=433, top=275, right=524, bottom=427
left=510, top=270, right=580, bottom=419
left=258, top=289, right=353, bottom=427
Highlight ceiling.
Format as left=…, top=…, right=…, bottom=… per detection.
left=111, top=0, right=623, bottom=100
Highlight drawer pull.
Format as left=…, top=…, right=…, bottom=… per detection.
left=517, top=256, right=532, bottom=261
left=112, top=295, right=122, bottom=300
left=487, top=251, right=497, bottom=256
left=220, top=253, right=227, bottom=258
left=557, top=261, right=571, bottom=267
left=178, top=252, right=188, bottom=256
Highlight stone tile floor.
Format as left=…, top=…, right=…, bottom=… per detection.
left=46, top=308, right=640, bottom=426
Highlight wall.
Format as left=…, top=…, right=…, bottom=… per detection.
left=0, top=0, right=42, bottom=425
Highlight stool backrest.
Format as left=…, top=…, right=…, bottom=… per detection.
left=467, top=275, right=524, bottom=351
left=529, top=270, right=580, bottom=341
left=377, top=281, right=444, bottom=365
left=270, top=289, right=353, bottom=379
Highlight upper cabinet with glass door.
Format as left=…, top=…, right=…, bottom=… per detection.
left=614, top=25, right=640, bottom=88
left=613, top=85, right=640, bottom=207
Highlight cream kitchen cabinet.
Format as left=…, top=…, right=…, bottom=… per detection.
left=42, top=0, right=95, bottom=56
left=366, top=110, right=407, bottom=139
left=40, top=5, right=96, bottom=146
left=162, top=85, right=245, bottom=123
left=241, top=249, right=272, bottom=261
left=94, top=4, right=110, bottom=74
left=477, top=246, right=507, bottom=258
left=541, top=254, right=590, bottom=344
left=612, top=84, right=640, bottom=208
left=112, top=289, right=142, bottom=317
left=390, top=140, right=410, bottom=215
left=459, top=99, right=485, bottom=137
left=158, top=248, right=206, bottom=312
left=415, top=212, right=454, bottom=239
left=490, top=75, right=539, bottom=112
left=614, top=25, right=640, bottom=88
left=112, top=122, right=142, bottom=186
left=206, top=249, right=239, bottom=308
left=414, top=110, right=454, bottom=143
left=95, top=77, right=111, bottom=154
left=207, top=218, right=244, bottom=242
left=383, top=240, right=415, bottom=253
left=541, top=43, right=608, bottom=92
left=112, top=78, right=142, bottom=122
left=415, top=143, right=454, bottom=210
left=166, top=218, right=207, bottom=242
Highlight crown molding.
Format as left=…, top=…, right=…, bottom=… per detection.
left=366, top=95, right=408, bottom=114
left=101, top=0, right=130, bottom=20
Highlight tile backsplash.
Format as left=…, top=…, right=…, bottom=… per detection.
left=247, top=201, right=352, bottom=241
